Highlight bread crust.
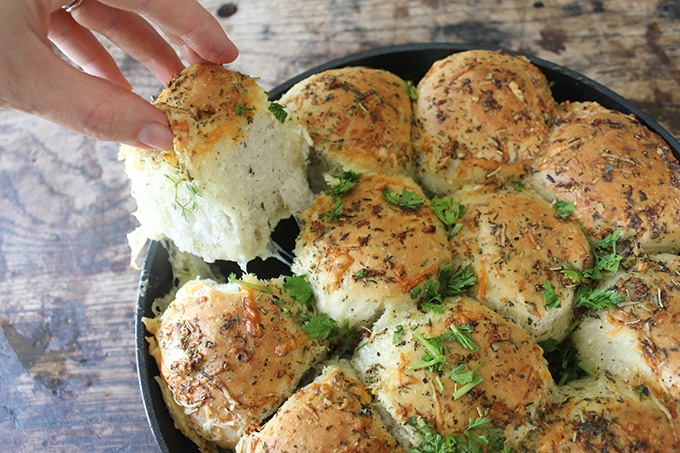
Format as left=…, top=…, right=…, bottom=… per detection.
left=236, top=363, right=404, bottom=453
left=144, top=278, right=326, bottom=450
left=292, top=173, right=452, bottom=327
left=573, top=253, right=680, bottom=400
left=414, top=50, right=557, bottom=195
left=449, top=184, right=592, bottom=341
left=531, top=101, right=680, bottom=253
left=353, top=298, right=553, bottom=446
left=281, top=66, right=415, bottom=183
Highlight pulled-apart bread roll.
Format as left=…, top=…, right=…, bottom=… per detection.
left=279, top=66, right=415, bottom=189
left=292, top=173, right=453, bottom=328
left=143, top=277, right=327, bottom=451
left=414, top=50, right=557, bottom=195
left=448, top=185, right=592, bottom=342
left=516, top=373, right=680, bottom=452
left=530, top=101, right=680, bottom=253
left=236, top=361, right=404, bottom=453
left=572, top=253, right=680, bottom=400
left=120, top=64, right=313, bottom=265
left=352, top=297, right=554, bottom=448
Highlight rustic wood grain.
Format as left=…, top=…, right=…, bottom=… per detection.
left=0, top=0, right=678, bottom=451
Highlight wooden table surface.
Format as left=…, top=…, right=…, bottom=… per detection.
left=0, top=0, right=678, bottom=451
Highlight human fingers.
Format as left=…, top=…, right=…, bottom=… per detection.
left=69, top=1, right=183, bottom=83
left=48, top=9, right=132, bottom=89
left=31, top=52, right=174, bottom=149
left=97, top=0, right=238, bottom=64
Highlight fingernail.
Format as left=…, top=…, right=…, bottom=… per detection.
left=218, top=38, right=239, bottom=63
left=137, top=122, right=174, bottom=150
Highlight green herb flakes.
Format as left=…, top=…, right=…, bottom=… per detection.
left=268, top=102, right=288, bottom=123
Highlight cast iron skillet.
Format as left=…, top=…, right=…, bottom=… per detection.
left=135, top=42, right=680, bottom=453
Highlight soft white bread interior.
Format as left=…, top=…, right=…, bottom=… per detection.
left=120, top=64, right=313, bottom=265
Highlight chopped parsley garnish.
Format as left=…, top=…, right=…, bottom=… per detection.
left=408, top=321, right=483, bottom=399
left=553, top=200, right=575, bottom=219
left=447, top=264, right=478, bottom=297
left=325, top=170, right=361, bottom=197
left=560, top=262, right=583, bottom=284
left=445, top=323, right=480, bottom=352
left=282, top=273, right=314, bottom=303
left=410, top=263, right=477, bottom=312
left=512, top=180, right=525, bottom=191
left=407, top=416, right=508, bottom=453
left=539, top=336, right=594, bottom=386
left=322, top=171, right=362, bottom=222
left=227, top=273, right=272, bottom=293
left=323, top=196, right=344, bottom=222
left=281, top=275, right=358, bottom=353
left=383, top=188, right=426, bottom=210
left=541, top=280, right=561, bottom=309
left=560, top=229, right=625, bottom=311
left=353, top=269, right=367, bottom=279
left=637, top=384, right=649, bottom=401
left=405, top=80, right=418, bottom=100
left=268, top=102, right=288, bottom=123
left=450, top=363, right=484, bottom=400
left=165, top=174, right=199, bottom=218
left=235, top=91, right=255, bottom=116
left=411, top=277, right=446, bottom=313
left=575, top=286, right=625, bottom=310
left=393, top=325, right=405, bottom=344
left=583, top=229, right=624, bottom=280
left=301, top=313, right=337, bottom=340
left=431, top=196, right=466, bottom=237
left=409, top=331, right=449, bottom=372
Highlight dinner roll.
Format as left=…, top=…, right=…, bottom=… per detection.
left=120, top=63, right=313, bottom=265
left=448, top=185, right=592, bottom=342
left=236, top=361, right=404, bottom=453
left=414, top=50, right=556, bottom=195
left=280, top=66, right=415, bottom=190
left=530, top=101, right=680, bottom=253
left=516, top=373, right=680, bottom=452
left=572, top=253, right=680, bottom=400
left=292, top=173, right=453, bottom=328
left=143, top=277, right=327, bottom=451
left=352, top=297, right=553, bottom=448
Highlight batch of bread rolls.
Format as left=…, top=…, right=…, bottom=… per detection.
left=120, top=49, right=680, bottom=452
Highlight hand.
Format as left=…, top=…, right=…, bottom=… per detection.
left=0, top=0, right=238, bottom=149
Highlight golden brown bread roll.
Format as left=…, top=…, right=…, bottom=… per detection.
left=292, top=173, right=453, bottom=328
left=280, top=66, right=415, bottom=189
left=530, top=101, right=680, bottom=254
left=516, top=374, right=680, bottom=452
left=448, top=184, right=592, bottom=342
left=120, top=64, right=313, bottom=265
left=236, top=362, right=404, bottom=453
left=352, top=297, right=554, bottom=447
left=143, top=277, right=327, bottom=451
left=572, top=253, right=680, bottom=400
left=414, top=50, right=557, bottom=195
